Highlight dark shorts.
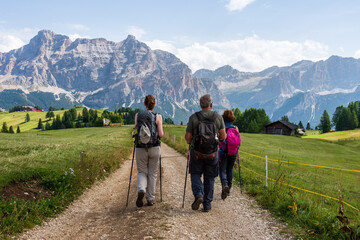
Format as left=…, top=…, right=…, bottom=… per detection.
left=189, top=149, right=219, bottom=177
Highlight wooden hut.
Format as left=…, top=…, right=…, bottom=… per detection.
left=265, top=120, right=298, bottom=136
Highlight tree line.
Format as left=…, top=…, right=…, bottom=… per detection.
left=318, top=101, right=359, bottom=133
left=9, top=105, right=43, bottom=112
left=232, top=107, right=271, bottom=133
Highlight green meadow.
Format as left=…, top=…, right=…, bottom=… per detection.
left=0, top=126, right=132, bottom=238
left=303, top=129, right=360, bottom=141
left=0, top=109, right=96, bottom=132
left=162, top=125, right=360, bottom=239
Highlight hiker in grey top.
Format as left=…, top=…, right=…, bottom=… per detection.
left=134, top=95, right=163, bottom=207
left=185, top=94, right=226, bottom=212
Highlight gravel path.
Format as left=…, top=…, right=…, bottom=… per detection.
left=19, top=143, right=290, bottom=240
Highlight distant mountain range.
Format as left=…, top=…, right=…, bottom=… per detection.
left=0, top=30, right=228, bottom=123
left=1, top=30, right=359, bottom=126
left=194, top=57, right=360, bottom=126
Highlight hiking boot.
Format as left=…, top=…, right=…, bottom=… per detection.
left=136, top=191, right=145, bottom=207
left=146, top=201, right=155, bottom=206
left=221, top=185, right=230, bottom=200
left=191, top=194, right=203, bottom=210
left=202, top=205, right=211, bottom=212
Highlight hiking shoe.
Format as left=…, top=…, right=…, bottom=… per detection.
left=146, top=201, right=155, bottom=206
left=221, top=186, right=230, bottom=200
left=191, top=194, right=203, bottom=210
left=136, top=191, right=145, bottom=207
left=202, top=205, right=211, bottom=212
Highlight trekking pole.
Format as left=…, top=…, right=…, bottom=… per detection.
left=237, top=151, right=242, bottom=194
left=126, top=144, right=136, bottom=207
left=182, top=147, right=190, bottom=208
left=159, top=153, right=163, bottom=202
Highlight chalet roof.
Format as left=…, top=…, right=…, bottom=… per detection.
left=265, top=120, right=298, bottom=130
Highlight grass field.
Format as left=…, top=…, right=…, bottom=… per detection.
left=162, top=126, right=360, bottom=239
left=0, top=109, right=104, bottom=132
left=303, top=129, right=360, bottom=141
left=0, top=126, right=133, bottom=238
left=1, top=110, right=74, bottom=132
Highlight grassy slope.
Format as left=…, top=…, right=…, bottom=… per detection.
left=162, top=126, right=360, bottom=239
left=303, top=129, right=360, bottom=141
left=0, top=126, right=133, bottom=238
left=0, top=109, right=103, bottom=132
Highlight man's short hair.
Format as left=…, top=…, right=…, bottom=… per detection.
left=200, top=94, right=213, bottom=109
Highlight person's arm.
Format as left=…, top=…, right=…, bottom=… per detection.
left=185, top=132, right=192, bottom=144
left=219, top=128, right=227, bottom=141
left=156, top=114, right=164, bottom=138
left=218, top=114, right=227, bottom=141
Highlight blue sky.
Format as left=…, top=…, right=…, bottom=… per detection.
left=1, top=0, right=360, bottom=72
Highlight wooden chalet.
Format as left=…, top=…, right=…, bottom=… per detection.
left=265, top=120, right=298, bottom=136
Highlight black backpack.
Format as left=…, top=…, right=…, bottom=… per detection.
left=194, top=111, right=218, bottom=160
left=135, top=110, right=159, bottom=148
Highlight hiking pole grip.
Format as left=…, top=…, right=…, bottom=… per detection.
left=126, top=144, right=136, bottom=207
left=182, top=148, right=190, bottom=208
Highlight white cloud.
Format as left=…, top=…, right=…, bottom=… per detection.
left=225, top=0, right=256, bottom=11
left=68, top=33, right=90, bottom=41
left=68, top=24, right=90, bottom=31
left=0, top=35, right=25, bottom=52
left=354, top=49, right=360, bottom=58
left=0, top=28, right=39, bottom=52
left=147, top=35, right=329, bottom=72
left=145, top=39, right=177, bottom=53
left=127, top=26, right=146, bottom=39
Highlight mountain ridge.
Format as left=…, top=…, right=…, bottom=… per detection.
left=1, top=30, right=359, bottom=126
left=0, top=30, right=229, bottom=123
left=194, top=56, right=360, bottom=125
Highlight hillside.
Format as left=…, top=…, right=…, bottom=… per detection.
left=0, top=109, right=97, bottom=132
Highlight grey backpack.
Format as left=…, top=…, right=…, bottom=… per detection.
left=135, top=110, right=159, bottom=147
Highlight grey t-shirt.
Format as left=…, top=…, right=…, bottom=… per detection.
left=186, top=110, right=225, bottom=147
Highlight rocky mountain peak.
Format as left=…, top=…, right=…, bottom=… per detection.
left=215, top=65, right=238, bottom=74
left=125, top=34, right=136, bottom=41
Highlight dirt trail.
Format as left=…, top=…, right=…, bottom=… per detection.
left=19, top=143, right=289, bottom=240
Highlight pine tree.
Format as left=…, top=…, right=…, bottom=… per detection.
left=319, top=110, right=331, bottom=133
left=37, top=118, right=43, bottom=129
left=1, top=122, right=8, bottom=133
left=17, top=126, right=21, bottom=133
left=45, top=122, right=51, bottom=130
left=332, top=106, right=344, bottom=126
left=350, top=110, right=358, bottom=130
left=306, top=122, right=311, bottom=130
left=281, top=115, right=290, bottom=122
left=82, top=108, right=90, bottom=122
left=247, top=119, right=259, bottom=133
left=298, top=121, right=304, bottom=129
left=9, top=126, right=14, bottom=133
left=25, top=113, right=30, bottom=122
